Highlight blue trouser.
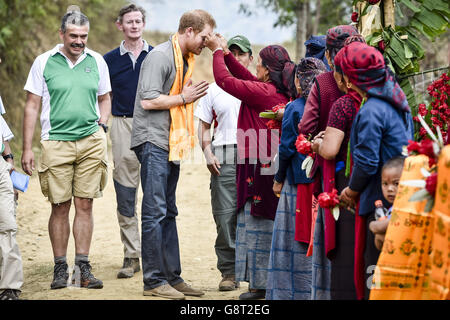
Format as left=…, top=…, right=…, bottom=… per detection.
left=134, top=142, right=183, bottom=290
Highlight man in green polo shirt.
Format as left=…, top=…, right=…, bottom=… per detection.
left=21, top=7, right=111, bottom=290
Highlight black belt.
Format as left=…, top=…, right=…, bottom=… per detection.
left=113, top=115, right=133, bottom=118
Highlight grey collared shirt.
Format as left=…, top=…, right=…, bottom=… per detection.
left=131, top=38, right=188, bottom=152
left=120, top=40, right=150, bottom=69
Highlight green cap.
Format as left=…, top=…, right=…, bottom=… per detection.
left=227, top=35, right=252, bottom=54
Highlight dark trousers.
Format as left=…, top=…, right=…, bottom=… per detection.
left=134, top=142, right=182, bottom=289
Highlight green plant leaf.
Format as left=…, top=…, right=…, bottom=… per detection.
left=409, top=189, right=432, bottom=202
left=400, top=78, right=418, bottom=111
left=398, top=0, right=421, bottom=13
left=404, top=43, right=414, bottom=59
left=424, top=199, right=435, bottom=213
left=396, top=2, right=405, bottom=19
left=259, top=111, right=277, bottom=119
left=422, top=0, right=450, bottom=15
left=415, top=8, right=448, bottom=33
left=0, top=26, right=12, bottom=42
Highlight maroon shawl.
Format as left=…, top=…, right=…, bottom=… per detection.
left=213, top=50, right=288, bottom=220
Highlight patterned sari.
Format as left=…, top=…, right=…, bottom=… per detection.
left=369, top=147, right=450, bottom=299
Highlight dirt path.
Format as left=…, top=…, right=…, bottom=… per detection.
left=16, top=145, right=247, bottom=300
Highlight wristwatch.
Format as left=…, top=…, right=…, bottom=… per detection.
left=3, top=153, right=13, bottom=161
left=98, top=123, right=108, bottom=133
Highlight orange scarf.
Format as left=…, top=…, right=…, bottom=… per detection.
left=168, top=33, right=196, bottom=161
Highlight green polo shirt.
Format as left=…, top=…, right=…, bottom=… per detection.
left=24, top=45, right=111, bottom=141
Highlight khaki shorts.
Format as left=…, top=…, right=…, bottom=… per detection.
left=37, top=129, right=108, bottom=204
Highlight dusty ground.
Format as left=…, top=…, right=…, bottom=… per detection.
left=15, top=143, right=247, bottom=300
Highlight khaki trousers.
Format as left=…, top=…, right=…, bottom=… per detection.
left=111, top=117, right=141, bottom=258
left=0, top=157, right=23, bottom=291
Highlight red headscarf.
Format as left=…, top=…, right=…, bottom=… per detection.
left=334, top=42, right=410, bottom=112
left=260, top=45, right=297, bottom=100
left=325, top=25, right=359, bottom=61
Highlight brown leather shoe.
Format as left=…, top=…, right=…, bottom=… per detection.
left=172, top=281, right=205, bottom=297
left=239, top=289, right=266, bottom=300
left=143, top=284, right=185, bottom=300
left=219, top=274, right=239, bottom=291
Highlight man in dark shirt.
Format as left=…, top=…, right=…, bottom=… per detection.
left=103, top=4, right=152, bottom=279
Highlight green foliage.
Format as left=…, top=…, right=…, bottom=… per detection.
left=361, top=0, right=449, bottom=116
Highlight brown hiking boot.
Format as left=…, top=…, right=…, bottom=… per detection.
left=219, top=274, right=239, bottom=291
left=117, top=258, right=140, bottom=279
left=71, top=261, right=103, bottom=289
left=172, top=281, right=205, bottom=297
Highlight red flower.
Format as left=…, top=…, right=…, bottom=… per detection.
left=271, top=104, right=285, bottom=113
left=377, top=40, right=385, bottom=52
left=418, top=73, right=450, bottom=140
left=295, top=134, right=312, bottom=155
left=351, top=12, right=359, bottom=23
left=266, top=119, right=281, bottom=130
left=318, top=189, right=340, bottom=209
left=425, top=173, right=438, bottom=197
left=418, top=103, right=428, bottom=117
left=409, top=139, right=438, bottom=167
left=368, top=0, right=381, bottom=4
left=428, top=156, right=437, bottom=168
left=419, top=127, right=428, bottom=138
left=418, top=139, right=436, bottom=159
left=431, top=117, right=443, bottom=128
left=253, top=195, right=262, bottom=203
left=407, top=140, right=420, bottom=154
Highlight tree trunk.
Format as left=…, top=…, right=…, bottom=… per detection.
left=307, top=0, right=312, bottom=39
left=295, top=0, right=307, bottom=61
left=312, top=0, right=321, bottom=36
left=383, top=0, right=395, bottom=28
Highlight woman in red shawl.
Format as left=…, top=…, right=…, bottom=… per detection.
left=336, top=42, right=413, bottom=299
left=299, top=25, right=360, bottom=300
left=312, top=35, right=366, bottom=300
left=205, top=34, right=297, bottom=300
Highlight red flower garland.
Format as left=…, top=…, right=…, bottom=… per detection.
left=295, top=134, right=313, bottom=156
left=266, top=119, right=281, bottom=130
left=318, top=189, right=340, bottom=209
left=406, top=139, right=438, bottom=167
left=271, top=104, right=285, bottom=113
left=265, top=104, right=285, bottom=132
left=413, top=73, right=449, bottom=139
